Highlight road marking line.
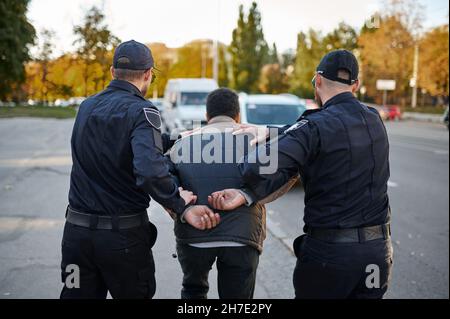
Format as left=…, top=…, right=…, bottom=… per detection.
left=433, top=150, right=449, bottom=155
left=0, top=156, right=72, bottom=167
left=0, top=217, right=64, bottom=231
left=388, top=181, right=399, bottom=188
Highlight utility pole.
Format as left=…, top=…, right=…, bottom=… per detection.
left=411, top=43, right=420, bottom=108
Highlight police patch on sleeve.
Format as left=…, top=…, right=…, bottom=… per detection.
left=143, top=108, right=162, bottom=130
left=284, top=119, right=308, bottom=134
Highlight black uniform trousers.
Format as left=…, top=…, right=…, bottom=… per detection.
left=176, top=244, right=259, bottom=299
left=60, top=221, right=156, bottom=299
left=293, top=235, right=393, bottom=299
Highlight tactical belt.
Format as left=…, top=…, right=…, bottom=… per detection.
left=307, top=224, right=391, bottom=244
left=66, top=206, right=148, bottom=230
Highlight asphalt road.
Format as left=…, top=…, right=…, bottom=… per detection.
left=0, top=118, right=448, bottom=299
left=266, top=120, right=450, bottom=299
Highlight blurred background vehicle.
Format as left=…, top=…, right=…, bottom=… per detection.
left=387, top=105, right=402, bottom=121
left=239, top=93, right=307, bottom=128
left=149, top=98, right=164, bottom=112
left=54, top=99, right=72, bottom=107
left=443, top=106, right=449, bottom=130
left=304, top=99, right=319, bottom=110
left=367, top=103, right=389, bottom=121
left=54, top=97, right=85, bottom=107
left=161, top=78, right=218, bottom=133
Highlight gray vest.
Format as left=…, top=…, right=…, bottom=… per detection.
left=171, top=131, right=266, bottom=253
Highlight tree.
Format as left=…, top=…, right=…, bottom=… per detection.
left=0, top=0, right=36, bottom=100
left=289, top=30, right=324, bottom=98
left=418, top=25, right=449, bottom=98
left=48, top=54, right=83, bottom=99
left=24, top=53, right=84, bottom=102
left=359, top=15, right=415, bottom=105
left=73, top=6, right=120, bottom=97
left=148, top=42, right=176, bottom=98
left=267, top=43, right=280, bottom=65
left=169, top=40, right=214, bottom=80
left=218, top=44, right=230, bottom=88
left=259, top=64, right=288, bottom=94
left=323, top=22, right=358, bottom=51
left=357, top=0, right=426, bottom=105
left=35, top=29, right=55, bottom=104
left=229, top=2, right=269, bottom=92
left=281, top=49, right=295, bottom=70
left=289, top=22, right=358, bottom=98
left=383, top=0, right=424, bottom=36
left=153, top=40, right=231, bottom=97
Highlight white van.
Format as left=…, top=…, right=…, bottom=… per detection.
left=239, top=94, right=307, bottom=128
left=162, top=78, right=218, bottom=133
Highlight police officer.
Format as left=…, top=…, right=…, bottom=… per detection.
left=209, top=50, right=393, bottom=299
left=61, top=40, right=220, bottom=299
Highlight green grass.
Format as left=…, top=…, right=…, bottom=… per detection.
left=0, top=106, right=77, bottom=119
left=402, top=106, right=448, bottom=115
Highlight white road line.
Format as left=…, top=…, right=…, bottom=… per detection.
left=0, top=156, right=72, bottom=167
left=388, top=181, right=399, bottom=188
left=390, top=142, right=449, bottom=154
left=433, top=150, right=449, bottom=155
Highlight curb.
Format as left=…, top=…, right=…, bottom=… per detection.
left=266, top=215, right=296, bottom=256
left=402, top=112, right=444, bottom=124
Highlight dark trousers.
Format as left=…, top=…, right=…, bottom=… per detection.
left=176, top=244, right=260, bottom=299
left=60, top=221, right=156, bottom=299
left=293, top=235, right=393, bottom=299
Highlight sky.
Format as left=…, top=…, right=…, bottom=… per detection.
left=28, top=0, right=449, bottom=57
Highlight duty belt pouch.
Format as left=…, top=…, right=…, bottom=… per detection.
left=148, top=221, right=158, bottom=249
left=293, top=234, right=306, bottom=259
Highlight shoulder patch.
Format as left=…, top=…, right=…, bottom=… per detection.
left=143, top=108, right=162, bottom=130
left=284, top=119, right=309, bottom=134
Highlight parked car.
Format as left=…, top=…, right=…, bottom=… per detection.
left=161, top=78, right=218, bottom=133
left=54, top=99, right=72, bottom=107
left=387, top=105, right=402, bottom=121
left=367, top=104, right=389, bottom=121
left=304, top=99, right=319, bottom=110
left=149, top=98, right=164, bottom=112
left=239, top=94, right=307, bottom=128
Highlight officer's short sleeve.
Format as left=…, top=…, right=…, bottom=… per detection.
left=239, top=120, right=320, bottom=201
left=129, top=104, right=186, bottom=215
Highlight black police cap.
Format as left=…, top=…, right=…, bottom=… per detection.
left=317, top=50, right=359, bottom=85
left=113, top=40, right=155, bottom=70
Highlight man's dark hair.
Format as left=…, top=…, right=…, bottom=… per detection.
left=206, top=88, right=240, bottom=120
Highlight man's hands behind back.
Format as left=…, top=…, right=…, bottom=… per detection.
left=208, top=189, right=246, bottom=211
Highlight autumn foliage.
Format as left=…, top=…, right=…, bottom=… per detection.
left=1, top=1, right=448, bottom=106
